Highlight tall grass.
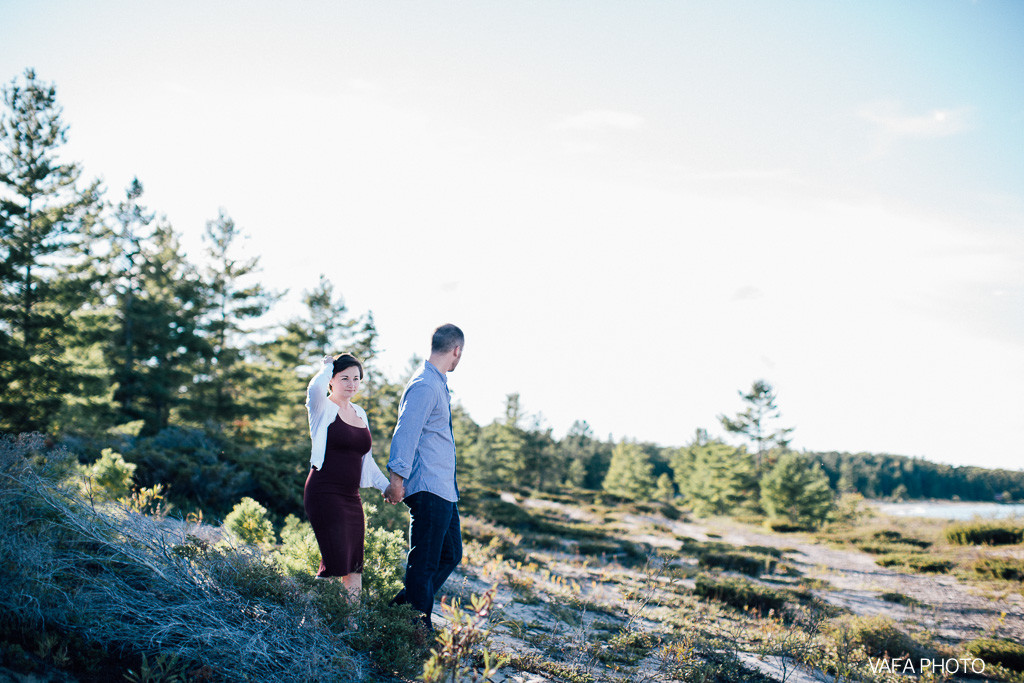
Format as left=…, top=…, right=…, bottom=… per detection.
left=0, top=434, right=370, bottom=681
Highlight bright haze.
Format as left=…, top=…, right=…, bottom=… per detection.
left=3, top=2, right=1022, bottom=469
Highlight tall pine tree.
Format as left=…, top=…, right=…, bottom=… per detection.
left=0, top=69, right=100, bottom=432
left=186, top=209, right=279, bottom=431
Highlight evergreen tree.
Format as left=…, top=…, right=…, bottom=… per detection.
left=128, top=223, right=207, bottom=434
left=760, top=451, right=834, bottom=529
left=187, top=209, right=279, bottom=430
left=602, top=440, right=654, bottom=500
left=718, top=379, right=794, bottom=472
left=673, top=440, right=755, bottom=516
left=559, top=419, right=605, bottom=489
left=103, top=179, right=156, bottom=424
left=0, top=69, right=100, bottom=432
left=654, top=473, right=675, bottom=504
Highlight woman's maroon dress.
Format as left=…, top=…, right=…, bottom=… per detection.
left=303, top=415, right=372, bottom=577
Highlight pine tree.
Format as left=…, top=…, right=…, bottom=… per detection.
left=0, top=69, right=100, bottom=432
left=129, top=223, right=207, bottom=434
left=674, top=440, right=755, bottom=516
left=187, top=209, right=279, bottom=430
left=103, top=179, right=156, bottom=424
left=759, top=452, right=834, bottom=529
left=654, top=473, right=675, bottom=504
left=560, top=420, right=603, bottom=489
left=463, top=419, right=526, bottom=489
left=718, top=379, right=794, bottom=472
left=602, top=440, right=654, bottom=501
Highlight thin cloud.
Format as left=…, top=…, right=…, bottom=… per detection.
left=555, top=109, right=645, bottom=132
left=858, top=102, right=970, bottom=139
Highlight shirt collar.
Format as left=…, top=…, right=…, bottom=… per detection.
left=425, top=360, right=448, bottom=385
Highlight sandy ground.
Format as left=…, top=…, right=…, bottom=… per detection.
left=658, top=515, right=1024, bottom=645
left=446, top=500, right=1023, bottom=682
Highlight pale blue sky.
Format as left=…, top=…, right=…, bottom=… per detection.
left=3, top=1, right=1022, bottom=468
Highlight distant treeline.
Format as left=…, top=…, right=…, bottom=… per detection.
left=812, top=451, right=1024, bottom=503
left=2, top=69, right=1021, bottom=524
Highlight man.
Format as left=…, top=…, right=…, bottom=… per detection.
left=385, top=323, right=464, bottom=630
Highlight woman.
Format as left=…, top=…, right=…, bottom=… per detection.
left=304, top=353, right=389, bottom=601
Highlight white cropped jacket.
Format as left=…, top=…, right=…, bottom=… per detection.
left=306, top=360, right=389, bottom=492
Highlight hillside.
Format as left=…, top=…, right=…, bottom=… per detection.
left=2, top=435, right=1023, bottom=683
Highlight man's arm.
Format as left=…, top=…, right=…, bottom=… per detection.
left=387, top=380, right=434, bottom=499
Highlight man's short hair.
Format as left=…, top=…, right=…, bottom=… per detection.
left=431, top=324, right=464, bottom=354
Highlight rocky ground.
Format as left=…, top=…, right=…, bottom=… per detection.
left=434, top=495, right=1024, bottom=682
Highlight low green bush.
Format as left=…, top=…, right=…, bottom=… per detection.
left=224, top=496, right=276, bottom=546
left=963, top=638, right=1024, bottom=672
left=766, top=521, right=811, bottom=533
left=875, top=553, right=952, bottom=573
left=274, top=514, right=320, bottom=576
left=698, top=551, right=777, bottom=577
left=854, top=541, right=927, bottom=555
left=79, top=448, right=136, bottom=501
left=878, top=592, right=925, bottom=608
left=693, top=575, right=787, bottom=615
left=972, top=556, right=1024, bottom=582
left=826, top=615, right=929, bottom=660
left=871, top=529, right=931, bottom=548
left=945, top=521, right=1024, bottom=546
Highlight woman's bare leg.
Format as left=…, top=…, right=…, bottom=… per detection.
left=341, top=572, right=362, bottom=603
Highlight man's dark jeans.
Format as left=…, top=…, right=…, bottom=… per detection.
left=392, top=491, right=462, bottom=619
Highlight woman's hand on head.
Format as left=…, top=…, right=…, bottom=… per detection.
left=322, top=355, right=333, bottom=365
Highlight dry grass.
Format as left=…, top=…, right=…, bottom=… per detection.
left=0, top=434, right=370, bottom=682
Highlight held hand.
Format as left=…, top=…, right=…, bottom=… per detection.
left=384, top=480, right=405, bottom=504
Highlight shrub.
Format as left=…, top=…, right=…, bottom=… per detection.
left=698, top=551, right=777, bottom=577
left=693, top=575, right=787, bottom=615
left=353, top=599, right=431, bottom=676
left=363, top=525, right=408, bottom=600
left=275, top=514, right=321, bottom=577
left=964, top=638, right=1024, bottom=672
left=871, top=529, right=931, bottom=548
left=224, top=497, right=276, bottom=546
left=972, top=556, right=1024, bottom=582
left=854, top=541, right=927, bottom=555
left=825, top=615, right=928, bottom=660
left=766, top=521, right=812, bottom=533
left=80, top=448, right=136, bottom=501
left=879, top=592, right=924, bottom=608
left=875, top=553, right=952, bottom=573
left=945, top=521, right=1024, bottom=546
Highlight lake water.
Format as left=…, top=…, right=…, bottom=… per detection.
left=872, top=501, right=1024, bottom=521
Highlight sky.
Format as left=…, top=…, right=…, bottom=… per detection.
left=2, top=1, right=1023, bottom=470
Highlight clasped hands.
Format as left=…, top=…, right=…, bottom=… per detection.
left=383, top=474, right=405, bottom=505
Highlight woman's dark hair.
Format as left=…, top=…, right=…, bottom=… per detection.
left=332, top=353, right=364, bottom=379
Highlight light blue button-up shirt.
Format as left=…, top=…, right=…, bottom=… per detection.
left=388, top=361, right=459, bottom=502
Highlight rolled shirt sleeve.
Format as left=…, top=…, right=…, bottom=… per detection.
left=387, top=379, right=435, bottom=480
left=387, top=362, right=459, bottom=502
